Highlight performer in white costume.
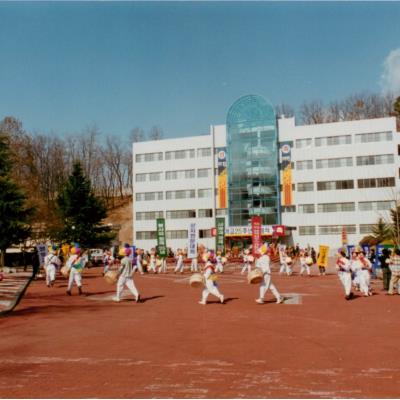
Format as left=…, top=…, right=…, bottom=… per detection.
left=44, top=245, right=61, bottom=288
left=241, top=249, right=253, bottom=275
left=255, top=245, right=284, bottom=304
left=113, top=246, right=140, bottom=303
left=215, top=251, right=224, bottom=273
left=174, top=249, right=184, bottom=274
left=66, top=245, right=84, bottom=296
left=358, top=252, right=372, bottom=297
left=336, top=249, right=353, bottom=300
left=299, top=251, right=311, bottom=276
left=199, top=255, right=224, bottom=305
left=148, top=249, right=157, bottom=273
left=133, top=249, right=144, bottom=275
left=190, top=256, right=199, bottom=272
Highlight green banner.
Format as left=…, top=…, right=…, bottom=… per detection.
left=156, top=218, right=167, bottom=257
left=216, top=218, right=225, bottom=254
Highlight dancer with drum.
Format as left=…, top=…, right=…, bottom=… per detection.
left=44, top=245, right=61, bottom=288
left=215, top=251, right=224, bottom=273
left=299, top=250, right=312, bottom=276
left=255, top=245, right=284, bottom=304
left=174, top=249, right=184, bottom=274
left=148, top=249, right=157, bottom=273
left=199, top=254, right=224, bottom=305
left=241, top=249, right=253, bottom=275
left=113, top=246, right=140, bottom=303
left=66, top=245, right=84, bottom=296
left=133, top=249, right=144, bottom=275
left=336, top=249, right=353, bottom=300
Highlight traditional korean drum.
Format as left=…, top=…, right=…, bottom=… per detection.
left=247, top=268, right=264, bottom=284
left=104, top=270, right=119, bottom=285
left=189, top=273, right=204, bottom=288
left=285, top=257, right=293, bottom=265
left=60, top=265, right=70, bottom=277
left=248, top=255, right=255, bottom=262
left=305, top=257, right=313, bottom=266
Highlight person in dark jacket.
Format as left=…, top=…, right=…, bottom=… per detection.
left=379, top=248, right=392, bottom=291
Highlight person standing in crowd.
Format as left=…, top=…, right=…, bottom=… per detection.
left=388, top=248, right=400, bottom=295
left=368, top=248, right=377, bottom=278
left=102, top=249, right=113, bottom=276
left=113, top=246, right=140, bottom=303
left=66, top=245, right=84, bottom=296
left=241, top=249, right=253, bottom=275
left=379, top=248, right=392, bottom=291
left=336, top=249, right=353, bottom=300
left=174, top=249, right=184, bottom=274
left=199, top=254, right=224, bottom=305
left=44, top=245, right=61, bottom=288
left=255, top=245, right=284, bottom=304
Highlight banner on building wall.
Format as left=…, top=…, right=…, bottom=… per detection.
left=188, top=222, right=197, bottom=258
left=156, top=218, right=167, bottom=258
left=251, top=216, right=262, bottom=256
left=36, top=244, right=48, bottom=266
left=280, top=142, right=293, bottom=206
left=216, top=218, right=225, bottom=254
left=317, top=245, right=330, bottom=267
left=341, top=226, right=348, bottom=246
left=217, top=148, right=228, bottom=209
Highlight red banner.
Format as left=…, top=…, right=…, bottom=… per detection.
left=273, top=225, right=285, bottom=237
left=251, top=216, right=262, bottom=257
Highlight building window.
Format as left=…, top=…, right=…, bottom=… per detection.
left=198, top=188, right=212, bottom=198
left=317, top=202, right=355, bottom=213
left=317, top=180, right=354, bottom=191
left=199, top=229, right=212, bottom=238
left=216, top=209, right=227, bottom=216
left=315, top=135, right=351, bottom=147
left=359, top=200, right=395, bottom=211
left=165, top=149, right=195, bottom=160
left=355, top=131, right=393, bottom=143
left=198, top=209, right=213, bottom=218
left=316, top=157, right=353, bottom=169
left=298, top=204, right=315, bottom=213
left=296, top=160, right=313, bottom=170
left=197, top=147, right=211, bottom=157
left=135, top=192, right=163, bottom=201
left=295, top=138, right=312, bottom=148
left=166, top=210, right=196, bottom=219
left=297, top=182, right=314, bottom=192
left=136, top=211, right=164, bottom=221
left=165, top=190, right=196, bottom=200
left=135, top=173, right=147, bottom=182
left=135, top=152, right=163, bottom=163
left=165, top=169, right=195, bottom=180
left=360, top=224, right=375, bottom=234
left=282, top=206, right=296, bottom=212
left=356, top=154, right=394, bottom=166
left=358, top=177, right=395, bottom=188
left=299, top=226, right=316, bottom=235
left=136, top=231, right=157, bottom=240
left=166, top=230, right=188, bottom=239
left=318, top=225, right=356, bottom=235
left=197, top=168, right=211, bottom=178
left=149, top=172, right=162, bottom=182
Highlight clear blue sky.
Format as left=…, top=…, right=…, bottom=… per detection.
left=1, top=1, right=400, bottom=139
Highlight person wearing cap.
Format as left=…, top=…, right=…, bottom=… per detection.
left=336, top=249, right=353, bottom=300
left=113, top=246, right=140, bottom=303
left=255, top=245, right=284, bottom=304
left=198, top=254, right=224, bottom=305
left=66, top=246, right=84, bottom=296
left=44, top=245, right=61, bottom=288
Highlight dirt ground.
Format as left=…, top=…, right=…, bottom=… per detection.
left=1, top=262, right=399, bottom=399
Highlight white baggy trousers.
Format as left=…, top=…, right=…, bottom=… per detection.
left=68, top=268, right=82, bottom=291
left=46, top=264, right=56, bottom=285
left=201, top=279, right=222, bottom=302
left=259, top=273, right=281, bottom=300
left=116, top=276, right=139, bottom=300
left=339, top=271, right=352, bottom=296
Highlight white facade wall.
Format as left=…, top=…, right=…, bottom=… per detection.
left=133, top=116, right=399, bottom=253
left=132, top=125, right=227, bottom=252
left=279, top=116, right=400, bottom=251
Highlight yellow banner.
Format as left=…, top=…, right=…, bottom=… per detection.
left=282, top=165, right=293, bottom=206
left=218, top=170, right=227, bottom=209
left=317, top=245, right=330, bottom=267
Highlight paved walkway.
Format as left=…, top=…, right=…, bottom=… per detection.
left=0, top=271, right=32, bottom=315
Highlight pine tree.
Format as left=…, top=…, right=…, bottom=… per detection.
left=55, top=161, right=115, bottom=248
left=0, top=133, right=34, bottom=268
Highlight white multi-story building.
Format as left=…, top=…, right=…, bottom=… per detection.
left=132, top=95, right=399, bottom=253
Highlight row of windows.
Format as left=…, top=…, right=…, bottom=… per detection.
left=136, top=168, right=214, bottom=182
left=299, top=224, right=376, bottom=236
left=136, top=189, right=218, bottom=201
left=295, top=131, right=393, bottom=149
left=136, top=229, right=213, bottom=240
left=285, top=200, right=394, bottom=214
left=136, top=147, right=212, bottom=163
left=296, top=177, right=395, bottom=192
left=136, top=209, right=227, bottom=220
left=296, top=154, right=394, bottom=170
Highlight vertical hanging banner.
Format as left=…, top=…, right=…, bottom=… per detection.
left=341, top=226, right=348, bottom=246
left=280, top=142, right=293, bottom=206
left=251, top=216, right=262, bottom=256
left=217, top=148, right=228, bottom=209
left=156, top=218, right=167, bottom=258
left=317, top=245, right=330, bottom=267
left=188, top=222, right=197, bottom=258
left=36, top=244, right=48, bottom=266
left=216, top=218, right=225, bottom=254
